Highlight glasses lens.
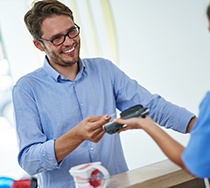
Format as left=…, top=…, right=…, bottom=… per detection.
left=52, top=35, right=65, bottom=46
left=52, top=25, right=80, bottom=46
left=68, top=26, right=80, bottom=39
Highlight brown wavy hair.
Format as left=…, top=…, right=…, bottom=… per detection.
left=24, top=0, right=74, bottom=39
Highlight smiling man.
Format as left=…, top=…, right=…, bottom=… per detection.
left=34, top=14, right=80, bottom=80
left=12, top=0, right=196, bottom=187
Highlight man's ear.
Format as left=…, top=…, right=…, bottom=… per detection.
left=33, top=39, right=45, bottom=51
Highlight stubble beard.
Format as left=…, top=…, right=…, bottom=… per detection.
left=49, top=50, right=79, bottom=67
left=44, top=42, right=80, bottom=67
left=51, top=52, right=78, bottom=67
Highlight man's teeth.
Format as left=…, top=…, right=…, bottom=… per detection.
left=64, top=47, right=75, bottom=53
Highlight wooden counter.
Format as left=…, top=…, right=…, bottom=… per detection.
left=107, top=159, right=208, bottom=188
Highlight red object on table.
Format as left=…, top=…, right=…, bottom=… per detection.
left=11, top=179, right=30, bottom=188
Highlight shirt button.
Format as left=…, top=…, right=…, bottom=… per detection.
left=90, top=147, right=93, bottom=150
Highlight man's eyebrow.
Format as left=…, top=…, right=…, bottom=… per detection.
left=50, top=26, right=76, bottom=39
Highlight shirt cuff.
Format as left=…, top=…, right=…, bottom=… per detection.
left=39, top=139, right=61, bottom=170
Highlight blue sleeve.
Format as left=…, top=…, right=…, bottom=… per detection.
left=107, top=61, right=194, bottom=133
left=12, top=81, right=59, bottom=175
left=182, top=92, right=210, bottom=178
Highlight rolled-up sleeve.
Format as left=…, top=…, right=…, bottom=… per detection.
left=13, top=80, right=61, bottom=175
left=18, top=140, right=59, bottom=175
left=109, top=61, right=195, bottom=133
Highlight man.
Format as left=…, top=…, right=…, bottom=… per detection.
left=114, top=5, right=210, bottom=179
left=12, top=0, right=196, bottom=187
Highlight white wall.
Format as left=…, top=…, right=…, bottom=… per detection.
left=1, top=0, right=210, bottom=176
left=110, top=0, right=210, bottom=169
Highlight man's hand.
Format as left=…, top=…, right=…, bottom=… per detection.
left=54, top=115, right=110, bottom=162
left=77, top=115, right=111, bottom=142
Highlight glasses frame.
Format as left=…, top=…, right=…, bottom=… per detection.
left=38, top=23, right=80, bottom=46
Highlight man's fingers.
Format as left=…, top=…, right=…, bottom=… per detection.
left=87, top=115, right=111, bottom=122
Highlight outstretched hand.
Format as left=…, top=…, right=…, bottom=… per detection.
left=55, top=115, right=111, bottom=162
left=77, top=115, right=111, bottom=142
left=113, top=116, right=154, bottom=133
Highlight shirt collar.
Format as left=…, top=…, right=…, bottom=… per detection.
left=42, top=56, right=86, bottom=82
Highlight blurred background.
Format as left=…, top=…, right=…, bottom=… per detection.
left=1, top=0, right=210, bottom=179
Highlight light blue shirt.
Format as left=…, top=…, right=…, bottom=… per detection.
left=182, top=92, right=210, bottom=178
left=12, top=57, right=194, bottom=187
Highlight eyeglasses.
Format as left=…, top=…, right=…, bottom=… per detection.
left=39, top=24, right=80, bottom=46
